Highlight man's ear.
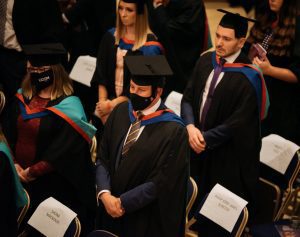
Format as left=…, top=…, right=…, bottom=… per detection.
left=156, top=87, right=163, bottom=97
left=238, top=37, right=246, bottom=49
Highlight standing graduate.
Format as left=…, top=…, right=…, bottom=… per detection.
left=96, top=55, right=189, bottom=237
left=2, top=43, right=97, bottom=235
left=0, top=90, right=28, bottom=237
left=181, top=10, right=269, bottom=235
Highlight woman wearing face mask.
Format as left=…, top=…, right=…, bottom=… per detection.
left=245, top=0, right=300, bottom=145
left=91, top=0, right=163, bottom=127
left=2, top=43, right=97, bottom=235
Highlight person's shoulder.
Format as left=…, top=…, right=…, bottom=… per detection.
left=139, top=34, right=163, bottom=54
left=146, top=33, right=159, bottom=42
left=113, top=101, right=129, bottom=115
left=235, top=51, right=252, bottom=64
left=102, top=28, right=116, bottom=41
left=158, top=120, right=188, bottom=140
left=200, top=51, right=213, bottom=60
left=194, top=51, right=213, bottom=68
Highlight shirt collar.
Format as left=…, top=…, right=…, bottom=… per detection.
left=141, top=98, right=161, bottom=115
left=224, top=49, right=241, bottom=63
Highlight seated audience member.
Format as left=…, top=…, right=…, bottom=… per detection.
left=91, top=0, right=163, bottom=128
left=245, top=0, right=300, bottom=145
left=2, top=43, right=97, bottom=235
left=96, top=55, right=189, bottom=237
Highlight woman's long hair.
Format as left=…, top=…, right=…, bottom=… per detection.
left=248, top=0, right=299, bottom=56
left=115, top=0, right=152, bottom=50
left=22, top=64, right=73, bottom=100
left=0, top=90, right=7, bottom=143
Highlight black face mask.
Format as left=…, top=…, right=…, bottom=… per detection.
left=130, top=93, right=153, bottom=111
left=30, top=69, right=54, bottom=91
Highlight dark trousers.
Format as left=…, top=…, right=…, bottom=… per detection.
left=0, top=46, right=26, bottom=102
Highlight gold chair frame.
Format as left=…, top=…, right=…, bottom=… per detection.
left=17, top=189, right=30, bottom=228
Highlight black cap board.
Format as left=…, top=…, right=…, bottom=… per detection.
left=218, top=9, right=257, bottom=38
left=124, top=55, right=173, bottom=87
left=121, top=0, right=145, bottom=14
left=22, top=43, right=66, bottom=67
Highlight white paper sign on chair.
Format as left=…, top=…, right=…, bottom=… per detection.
left=199, top=183, right=248, bottom=232
left=70, top=55, right=96, bottom=87
left=260, top=134, right=299, bottom=174
left=28, top=197, right=77, bottom=237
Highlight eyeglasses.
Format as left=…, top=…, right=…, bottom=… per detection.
left=27, top=66, right=51, bottom=73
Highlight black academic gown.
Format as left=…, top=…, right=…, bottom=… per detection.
left=181, top=52, right=261, bottom=229
left=2, top=95, right=96, bottom=236
left=91, top=31, right=162, bottom=99
left=0, top=152, right=18, bottom=237
left=98, top=102, right=189, bottom=237
left=147, top=0, right=207, bottom=94
left=13, top=0, right=65, bottom=46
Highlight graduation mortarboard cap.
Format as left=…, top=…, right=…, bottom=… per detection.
left=124, top=55, right=173, bottom=87
left=218, top=9, right=257, bottom=38
left=122, top=0, right=145, bottom=14
left=22, top=43, right=66, bottom=67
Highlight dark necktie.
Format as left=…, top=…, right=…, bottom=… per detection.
left=200, top=58, right=226, bottom=130
left=122, top=111, right=143, bottom=157
left=0, top=0, right=8, bottom=46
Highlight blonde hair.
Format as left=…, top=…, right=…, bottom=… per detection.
left=115, top=0, right=152, bottom=50
left=22, top=64, right=73, bottom=100
left=0, top=91, right=6, bottom=143
left=0, top=133, right=7, bottom=143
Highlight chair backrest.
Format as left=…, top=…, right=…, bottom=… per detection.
left=260, top=150, right=300, bottom=220
left=19, top=216, right=81, bottom=237
left=87, top=230, right=118, bottom=237
left=64, top=217, right=81, bottom=237
left=185, top=177, right=198, bottom=237
left=17, top=189, right=30, bottom=228
left=186, top=177, right=198, bottom=222
left=194, top=194, right=249, bottom=237
left=234, top=207, right=249, bottom=237
left=90, top=136, right=97, bottom=163
left=254, top=177, right=281, bottom=224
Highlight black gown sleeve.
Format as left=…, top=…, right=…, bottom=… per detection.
left=90, top=32, right=116, bottom=89
left=203, top=77, right=259, bottom=150
left=148, top=1, right=205, bottom=40
left=0, top=153, right=18, bottom=237
left=147, top=125, right=189, bottom=237
left=181, top=57, right=204, bottom=125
